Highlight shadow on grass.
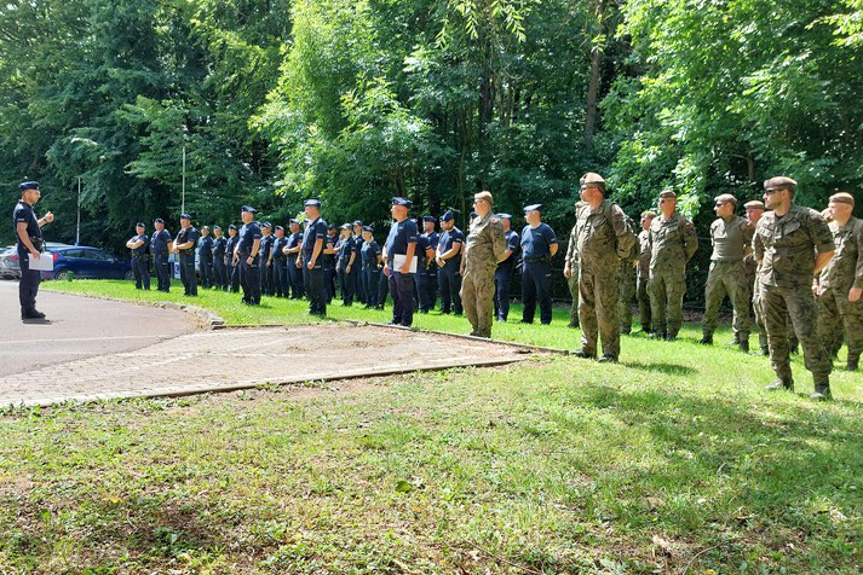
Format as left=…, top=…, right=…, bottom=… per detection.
left=622, top=361, right=699, bottom=376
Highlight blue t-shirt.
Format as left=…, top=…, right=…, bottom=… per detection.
left=500, top=229, right=520, bottom=265
left=151, top=229, right=172, bottom=255
left=198, top=235, right=214, bottom=260
left=437, top=227, right=464, bottom=267
left=225, top=235, right=238, bottom=259
left=352, top=236, right=364, bottom=270
left=259, top=234, right=273, bottom=260
left=273, top=236, right=288, bottom=261
left=130, top=234, right=149, bottom=257
left=237, top=222, right=262, bottom=254
left=302, top=217, right=328, bottom=264
left=423, top=231, right=439, bottom=251
left=286, top=232, right=303, bottom=256
left=13, top=201, right=40, bottom=252
left=176, top=226, right=201, bottom=258
left=415, top=234, right=430, bottom=264
left=520, top=223, right=557, bottom=258
left=361, top=240, right=380, bottom=266
left=384, top=218, right=418, bottom=259
left=213, top=236, right=227, bottom=258
left=336, top=236, right=354, bottom=269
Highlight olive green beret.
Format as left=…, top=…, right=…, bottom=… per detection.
left=764, top=176, right=797, bottom=190
left=474, top=190, right=494, bottom=205
left=714, top=193, right=737, bottom=205
left=744, top=200, right=766, bottom=210
left=829, top=192, right=855, bottom=207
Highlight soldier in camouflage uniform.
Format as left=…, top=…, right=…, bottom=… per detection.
left=744, top=200, right=769, bottom=355
left=617, top=213, right=639, bottom=334
left=563, top=204, right=582, bottom=329
left=647, top=190, right=699, bottom=341
left=461, top=191, right=506, bottom=338
left=636, top=211, right=656, bottom=333
left=754, top=177, right=835, bottom=399
left=572, top=173, right=636, bottom=362
left=700, top=194, right=755, bottom=351
left=815, top=192, right=863, bottom=371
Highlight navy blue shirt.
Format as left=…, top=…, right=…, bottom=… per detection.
left=385, top=218, right=418, bottom=260
left=520, top=223, right=557, bottom=258
left=438, top=227, right=464, bottom=267
left=286, top=232, right=303, bottom=258
left=323, top=234, right=336, bottom=266
left=237, top=221, right=262, bottom=254
left=302, top=217, right=328, bottom=265
left=500, top=229, right=520, bottom=266
left=176, top=226, right=200, bottom=258
left=260, top=233, right=274, bottom=261
left=198, top=235, right=214, bottom=261
left=13, top=201, right=40, bottom=252
left=336, top=236, right=354, bottom=269
left=416, top=234, right=430, bottom=265
left=273, top=236, right=288, bottom=261
left=352, top=236, right=364, bottom=270
left=130, top=234, right=149, bottom=258
left=361, top=240, right=380, bottom=266
left=423, top=231, right=439, bottom=251
left=151, top=229, right=172, bottom=255
left=225, top=235, right=238, bottom=261
left=213, top=236, right=227, bottom=259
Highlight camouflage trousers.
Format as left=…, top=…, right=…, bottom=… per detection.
left=750, top=276, right=769, bottom=352
left=762, top=282, right=831, bottom=385
left=579, top=268, right=621, bottom=359
left=461, top=266, right=497, bottom=338
left=817, top=286, right=863, bottom=363
left=648, top=268, right=686, bottom=337
left=618, top=262, right=637, bottom=332
left=567, top=271, right=579, bottom=326
left=703, top=261, right=751, bottom=339
left=637, top=272, right=651, bottom=331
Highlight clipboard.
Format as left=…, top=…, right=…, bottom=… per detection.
left=28, top=252, right=54, bottom=272
left=392, top=254, right=418, bottom=274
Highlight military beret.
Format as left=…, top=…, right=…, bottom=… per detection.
left=241, top=205, right=257, bottom=214
left=523, top=203, right=543, bottom=213
left=440, top=210, right=454, bottom=222
left=154, top=217, right=165, bottom=224
left=180, top=213, right=191, bottom=220
left=275, top=225, right=284, bottom=231
left=19, top=181, right=39, bottom=192
left=744, top=200, right=765, bottom=210
left=363, top=225, right=373, bottom=232
left=353, top=220, right=363, bottom=226
left=714, top=193, right=737, bottom=205
left=261, top=221, right=272, bottom=229
left=640, top=210, right=657, bottom=219
left=228, top=224, right=237, bottom=231
left=422, top=215, right=436, bottom=223
left=474, top=190, right=494, bottom=205
left=497, top=213, right=512, bottom=220
left=764, top=176, right=797, bottom=190
left=304, top=199, right=321, bottom=208
left=392, top=197, right=412, bottom=208
left=135, top=222, right=145, bottom=228
left=829, top=192, right=855, bottom=206
left=580, top=172, right=606, bottom=186
left=658, top=190, right=676, bottom=200
left=289, top=218, right=299, bottom=225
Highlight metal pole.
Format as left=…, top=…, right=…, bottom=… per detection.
left=181, top=145, right=186, bottom=215
left=76, top=176, right=81, bottom=246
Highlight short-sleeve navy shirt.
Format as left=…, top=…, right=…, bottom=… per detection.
left=361, top=240, right=380, bottom=266
left=500, top=229, right=520, bottom=265
left=385, top=218, right=418, bottom=258
left=13, top=201, right=40, bottom=252
left=273, top=236, right=288, bottom=261
left=198, top=235, right=214, bottom=259
left=438, top=227, right=464, bottom=267
left=302, top=217, right=328, bottom=262
left=423, top=231, right=439, bottom=251
left=151, top=229, right=172, bottom=254
left=238, top=221, right=262, bottom=254
left=520, top=223, right=557, bottom=258
left=131, top=234, right=149, bottom=257
left=176, top=226, right=201, bottom=257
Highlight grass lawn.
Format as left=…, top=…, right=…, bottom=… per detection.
left=0, top=280, right=859, bottom=573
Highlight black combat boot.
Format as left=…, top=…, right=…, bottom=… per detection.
left=699, top=334, right=713, bottom=345
left=764, top=378, right=793, bottom=391
left=738, top=339, right=749, bottom=353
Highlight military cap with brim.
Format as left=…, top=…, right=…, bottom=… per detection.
left=19, top=181, right=40, bottom=192
left=658, top=190, right=676, bottom=200
left=830, top=192, right=855, bottom=206
left=136, top=222, right=145, bottom=228
left=275, top=225, right=284, bottom=231
left=214, top=225, right=221, bottom=231
left=363, top=225, right=373, bottom=232
left=353, top=220, right=363, bottom=226
left=744, top=200, right=765, bottom=210
left=327, top=223, right=335, bottom=230
left=714, top=193, right=737, bottom=205
left=474, top=190, right=494, bottom=205
left=440, top=210, right=454, bottom=222
left=422, top=215, right=436, bottom=222
left=580, top=172, right=605, bottom=185
left=228, top=224, right=237, bottom=230
left=523, top=203, right=542, bottom=213
left=304, top=199, right=321, bottom=207
left=180, top=213, right=191, bottom=220
left=764, top=176, right=797, bottom=190
left=497, top=213, right=512, bottom=220
left=154, top=217, right=165, bottom=224
left=340, top=223, right=351, bottom=230
left=289, top=218, right=299, bottom=224
left=241, top=205, right=257, bottom=213
left=261, top=221, right=272, bottom=228
left=392, top=197, right=412, bottom=208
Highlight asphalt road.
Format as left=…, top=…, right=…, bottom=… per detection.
left=0, top=280, right=196, bottom=377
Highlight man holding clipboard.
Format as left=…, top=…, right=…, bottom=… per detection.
left=382, top=197, right=417, bottom=327
left=14, top=181, right=54, bottom=321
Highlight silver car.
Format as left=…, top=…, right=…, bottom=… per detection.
left=0, top=243, right=73, bottom=279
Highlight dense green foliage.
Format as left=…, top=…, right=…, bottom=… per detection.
left=2, top=0, right=862, bottom=251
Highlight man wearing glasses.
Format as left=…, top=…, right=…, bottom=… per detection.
left=460, top=191, right=506, bottom=338
left=753, top=177, right=835, bottom=399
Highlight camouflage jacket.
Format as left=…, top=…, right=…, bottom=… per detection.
left=709, top=215, right=754, bottom=262
left=464, top=212, right=506, bottom=273
left=574, top=199, right=636, bottom=275
left=565, top=223, right=579, bottom=271
left=648, top=212, right=698, bottom=276
left=818, top=216, right=863, bottom=291
left=753, top=205, right=835, bottom=287
left=637, top=229, right=651, bottom=278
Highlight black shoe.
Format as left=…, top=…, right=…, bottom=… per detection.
left=699, top=335, right=713, bottom=345
left=597, top=354, right=618, bottom=363
left=567, top=321, right=579, bottom=329
left=765, top=379, right=793, bottom=391
left=649, top=331, right=666, bottom=340
left=664, top=334, right=677, bottom=342
left=21, top=310, right=46, bottom=320
left=573, top=349, right=596, bottom=359
left=519, top=319, right=533, bottom=324
left=738, top=340, right=750, bottom=353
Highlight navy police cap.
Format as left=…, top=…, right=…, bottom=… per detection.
left=440, top=209, right=454, bottom=222
left=228, top=224, right=237, bottom=230
left=497, top=213, right=512, bottom=220
left=154, top=217, right=165, bottom=224
left=523, top=204, right=542, bottom=213
left=422, top=215, right=436, bottom=223
left=392, top=197, right=412, bottom=208
left=353, top=220, right=363, bottom=226
left=275, top=225, right=284, bottom=231
left=261, top=221, right=272, bottom=228
left=340, top=223, right=351, bottom=230
left=136, top=222, right=145, bottom=228
left=241, top=205, right=256, bottom=214
left=289, top=218, right=299, bottom=225
left=327, top=223, right=336, bottom=230
left=19, top=181, right=39, bottom=192
left=304, top=199, right=321, bottom=208
left=363, top=225, right=373, bottom=232
left=180, top=213, right=192, bottom=220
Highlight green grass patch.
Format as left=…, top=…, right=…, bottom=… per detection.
left=1, top=278, right=855, bottom=573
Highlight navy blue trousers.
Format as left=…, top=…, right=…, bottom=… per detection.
left=389, top=270, right=414, bottom=326
left=304, top=263, right=327, bottom=315
left=154, top=252, right=171, bottom=291
left=18, top=250, right=41, bottom=314
left=522, top=260, right=552, bottom=324
left=132, top=256, right=150, bottom=290
left=239, top=255, right=260, bottom=304
left=438, top=263, right=462, bottom=314
left=494, top=264, right=514, bottom=320
left=179, top=254, right=197, bottom=296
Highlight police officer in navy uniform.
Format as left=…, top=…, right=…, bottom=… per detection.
left=234, top=206, right=262, bottom=305
left=336, top=223, right=356, bottom=305
left=418, top=215, right=439, bottom=311
left=361, top=225, right=381, bottom=308
left=323, top=224, right=337, bottom=303
left=284, top=219, right=305, bottom=299
left=300, top=199, right=328, bottom=315
left=436, top=210, right=464, bottom=315
left=352, top=220, right=366, bottom=303
left=212, top=225, right=228, bottom=290
left=126, top=222, right=150, bottom=290
left=383, top=197, right=418, bottom=326
left=14, top=181, right=54, bottom=321
left=151, top=218, right=172, bottom=292
left=272, top=225, right=289, bottom=298
left=225, top=224, right=240, bottom=292
left=413, top=221, right=436, bottom=313
left=258, top=222, right=274, bottom=296
left=198, top=226, right=214, bottom=288
left=173, top=214, right=200, bottom=296
left=520, top=204, right=558, bottom=324
left=494, top=213, right=519, bottom=321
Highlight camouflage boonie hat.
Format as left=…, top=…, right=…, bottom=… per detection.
left=763, top=176, right=797, bottom=191
left=580, top=172, right=606, bottom=186
left=474, top=191, right=494, bottom=205
left=744, top=200, right=765, bottom=210
left=658, top=189, right=676, bottom=200
left=714, top=193, right=737, bottom=205
left=829, top=192, right=855, bottom=207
